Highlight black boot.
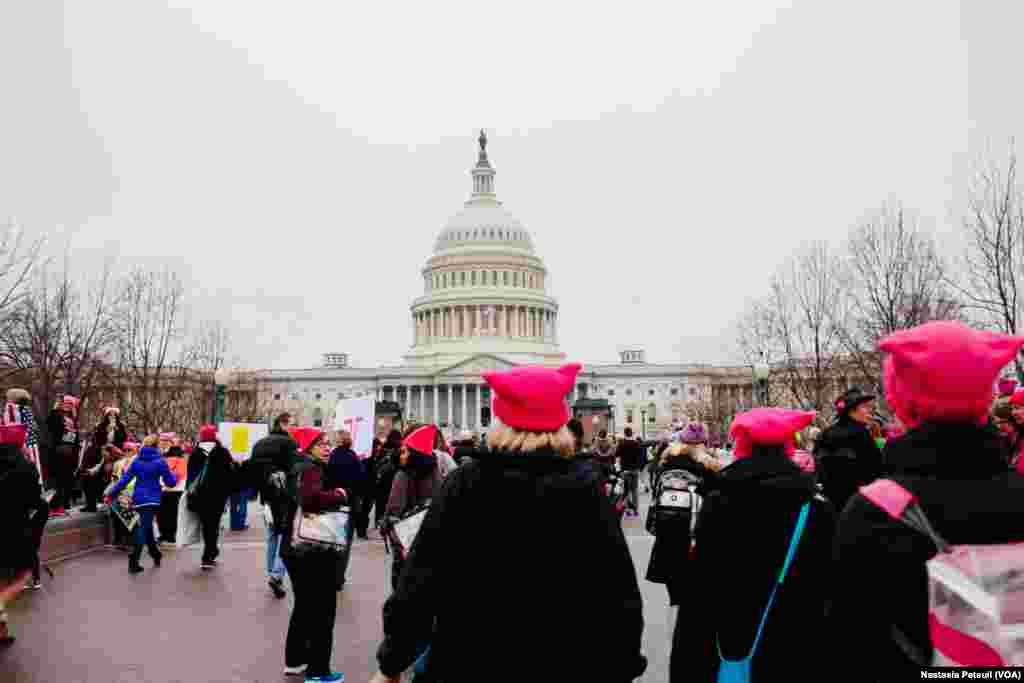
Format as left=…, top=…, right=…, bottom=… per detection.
left=129, top=547, right=144, bottom=574
left=148, top=542, right=162, bottom=567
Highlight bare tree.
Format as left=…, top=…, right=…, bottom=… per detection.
left=0, top=261, right=116, bottom=424
left=112, top=268, right=192, bottom=434
left=957, top=142, right=1024, bottom=375
left=842, top=202, right=954, bottom=390
left=0, top=218, right=46, bottom=322
left=765, top=241, right=850, bottom=412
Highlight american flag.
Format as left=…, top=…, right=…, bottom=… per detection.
left=4, top=402, right=42, bottom=484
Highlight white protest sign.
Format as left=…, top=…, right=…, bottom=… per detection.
left=218, top=422, right=269, bottom=462
left=335, top=396, right=375, bottom=459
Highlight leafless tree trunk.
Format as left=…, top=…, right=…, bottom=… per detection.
left=0, top=218, right=46, bottom=321
left=0, top=260, right=116, bottom=425
left=113, top=268, right=191, bottom=434
left=765, top=241, right=849, bottom=412
left=842, top=202, right=954, bottom=393
left=957, top=142, right=1024, bottom=376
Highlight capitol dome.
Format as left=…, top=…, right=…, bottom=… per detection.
left=405, top=132, right=564, bottom=368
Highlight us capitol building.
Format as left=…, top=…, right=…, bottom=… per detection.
left=260, top=133, right=756, bottom=437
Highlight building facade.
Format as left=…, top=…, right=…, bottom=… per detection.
left=260, top=134, right=760, bottom=437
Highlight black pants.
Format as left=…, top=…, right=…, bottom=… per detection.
left=51, top=446, right=77, bottom=511
left=82, top=473, right=105, bottom=511
left=282, top=553, right=338, bottom=677
left=29, top=498, right=47, bottom=581
left=199, top=504, right=223, bottom=563
left=354, top=495, right=371, bottom=537
left=158, top=491, right=182, bottom=543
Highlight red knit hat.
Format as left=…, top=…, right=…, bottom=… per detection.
left=483, top=363, right=581, bottom=432
left=198, top=425, right=218, bottom=442
left=0, top=424, right=27, bottom=448
left=403, top=424, right=438, bottom=457
left=730, top=408, right=816, bottom=460
left=289, top=426, right=323, bottom=452
left=880, top=321, right=1024, bottom=428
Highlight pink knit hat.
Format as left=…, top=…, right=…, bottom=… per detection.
left=880, top=321, right=1024, bottom=429
left=198, top=425, right=218, bottom=443
left=483, top=363, right=581, bottom=432
left=730, top=408, right=817, bottom=460
left=403, top=424, right=438, bottom=457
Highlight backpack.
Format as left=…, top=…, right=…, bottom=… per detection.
left=646, top=468, right=702, bottom=536
left=859, top=479, right=1024, bottom=667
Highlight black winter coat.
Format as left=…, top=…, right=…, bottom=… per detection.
left=0, top=444, right=44, bottom=572
left=815, top=417, right=881, bottom=512
left=187, top=444, right=237, bottom=511
left=830, top=422, right=1024, bottom=680
left=618, top=438, right=647, bottom=471
left=377, top=447, right=646, bottom=682
left=671, top=448, right=836, bottom=683
left=645, top=454, right=720, bottom=604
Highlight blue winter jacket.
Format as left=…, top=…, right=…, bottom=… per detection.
left=109, top=447, right=176, bottom=508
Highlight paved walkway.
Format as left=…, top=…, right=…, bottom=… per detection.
left=3, top=495, right=673, bottom=682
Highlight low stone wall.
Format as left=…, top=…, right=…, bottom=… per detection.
left=40, top=512, right=111, bottom=564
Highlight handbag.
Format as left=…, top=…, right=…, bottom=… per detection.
left=384, top=504, right=429, bottom=560
left=186, top=459, right=209, bottom=511
left=716, top=501, right=810, bottom=683
left=291, top=504, right=351, bottom=554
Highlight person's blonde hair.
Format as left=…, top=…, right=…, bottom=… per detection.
left=142, top=434, right=160, bottom=448
left=661, top=442, right=722, bottom=472
left=486, top=424, right=575, bottom=458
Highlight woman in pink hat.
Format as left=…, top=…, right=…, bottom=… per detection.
left=669, top=407, right=835, bottom=682
left=371, top=363, right=646, bottom=683
left=45, top=395, right=82, bottom=517
left=830, top=321, right=1024, bottom=676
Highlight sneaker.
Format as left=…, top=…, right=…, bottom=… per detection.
left=283, top=664, right=307, bottom=676
left=201, top=560, right=217, bottom=570
left=27, top=579, right=41, bottom=591
left=305, top=673, right=344, bottom=682
left=269, top=577, right=287, bottom=598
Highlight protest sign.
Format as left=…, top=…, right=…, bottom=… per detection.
left=335, top=396, right=375, bottom=459
left=217, top=422, right=269, bottom=462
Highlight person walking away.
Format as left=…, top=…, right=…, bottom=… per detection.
left=106, top=434, right=176, bottom=574
left=592, top=429, right=617, bottom=484
left=670, top=408, right=835, bottom=682
left=280, top=426, right=347, bottom=682
left=325, top=429, right=365, bottom=589
left=831, top=321, right=1024, bottom=677
left=249, top=413, right=298, bottom=598
left=46, top=395, right=81, bottom=517
left=0, top=425, right=45, bottom=642
left=370, top=363, right=646, bottom=683
left=188, top=425, right=236, bottom=570
left=384, top=425, right=443, bottom=591
left=813, top=387, right=880, bottom=512
left=158, top=442, right=188, bottom=545
left=646, top=422, right=722, bottom=606
left=617, top=427, right=646, bottom=517
left=359, top=437, right=386, bottom=538
left=451, top=431, right=479, bottom=467
left=566, top=417, right=599, bottom=483
left=432, top=428, right=458, bottom=480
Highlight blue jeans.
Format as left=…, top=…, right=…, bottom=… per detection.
left=265, top=512, right=286, bottom=580
left=230, top=491, right=249, bottom=530
left=133, top=506, right=158, bottom=552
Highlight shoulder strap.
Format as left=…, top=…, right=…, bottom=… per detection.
left=719, top=500, right=811, bottom=663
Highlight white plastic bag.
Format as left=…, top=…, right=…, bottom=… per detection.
left=176, top=493, right=202, bottom=548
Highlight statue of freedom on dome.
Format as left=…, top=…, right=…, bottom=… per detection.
left=478, top=129, right=487, bottom=152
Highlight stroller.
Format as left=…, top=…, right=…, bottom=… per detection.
left=603, top=470, right=628, bottom=520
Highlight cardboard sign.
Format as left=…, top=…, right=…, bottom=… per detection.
left=335, top=397, right=375, bottom=459
left=217, top=422, right=269, bottom=462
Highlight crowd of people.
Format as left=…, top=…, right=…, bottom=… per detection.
left=4, top=320, right=1024, bottom=680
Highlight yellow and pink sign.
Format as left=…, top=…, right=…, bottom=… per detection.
left=217, top=422, right=269, bottom=462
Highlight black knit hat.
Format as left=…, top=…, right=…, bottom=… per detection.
left=834, top=387, right=876, bottom=416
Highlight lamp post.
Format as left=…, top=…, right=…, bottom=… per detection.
left=213, top=368, right=231, bottom=425
left=753, top=353, right=770, bottom=407
left=639, top=407, right=647, bottom=439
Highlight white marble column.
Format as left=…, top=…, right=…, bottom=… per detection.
left=459, top=307, right=466, bottom=338
left=404, top=384, right=411, bottom=417
left=447, top=385, right=453, bottom=427
left=433, top=384, right=439, bottom=425
left=461, top=381, right=468, bottom=429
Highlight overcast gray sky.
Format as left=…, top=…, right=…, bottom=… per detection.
left=2, top=1, right=1019, bottom=370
